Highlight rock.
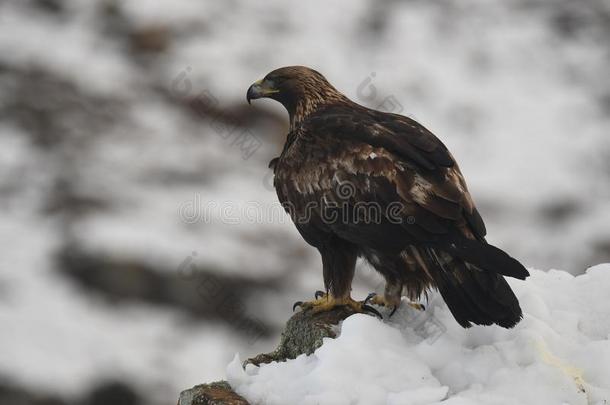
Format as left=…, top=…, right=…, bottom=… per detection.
left=84, top=381, right=140, bottom=405
left=0, top=382, right=69, bottom=405
left=0, top=63, right=123, bottom=148
left=0, top=380, right=141, bottom=405
left=32, top=0, right=65, bottom=15
left=244, top=305, right=357, bottom=367
left=178, top=381, right=248, bottom=405
left=178, top=306, right=359, bottom=404
left=129, top=25, right=171, bottom=54
left=56, top=244, right=277, bottom=338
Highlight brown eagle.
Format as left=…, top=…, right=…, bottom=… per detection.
left=247, top=66, right=528, bottom=328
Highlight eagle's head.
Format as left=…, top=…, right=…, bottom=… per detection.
left=247, top=66, right=347, bottom=128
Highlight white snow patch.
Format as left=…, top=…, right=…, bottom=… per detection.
left=228, top=265, right=610, bottom=405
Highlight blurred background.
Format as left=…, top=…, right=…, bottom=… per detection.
left=0, top=0, right=609, bottom=404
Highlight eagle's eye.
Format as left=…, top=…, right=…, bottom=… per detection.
left=270, top=76, right=286, bottom=86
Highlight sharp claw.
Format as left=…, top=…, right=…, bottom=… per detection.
left=389, top=306, right=398, bottom=317
left=362, top=304, right=383, bottom=319
left=364, top=292, right=376, bottom=305
left=420, top=304, right=426, bottom=311
left=292, top=301, right=303, bottom=312
left=314, top=290, right=326, bottom=300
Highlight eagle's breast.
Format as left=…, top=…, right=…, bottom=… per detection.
left=273, top=133, right=411, bottom=228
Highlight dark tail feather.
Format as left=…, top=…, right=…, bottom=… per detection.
left=440, top=234, right=530, bottom=280
left=425, top=248, right=523, bottom=328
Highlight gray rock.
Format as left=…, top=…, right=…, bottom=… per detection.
left=244, top=305, right=357, bottom=367
left=178, top=306, right=359, bottom=405
left=178, top=381, right=248, bottom=405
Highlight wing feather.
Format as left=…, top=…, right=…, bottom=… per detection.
left=273, top=103, right=528, bottom=282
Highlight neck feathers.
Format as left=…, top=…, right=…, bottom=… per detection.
left=289, top=87, right=349, bottom=129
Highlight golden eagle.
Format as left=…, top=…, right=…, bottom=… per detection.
left=247, top=66, right=528, bottom=328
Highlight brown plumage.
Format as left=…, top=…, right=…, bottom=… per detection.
left=247, top=66, right=529, bottom=328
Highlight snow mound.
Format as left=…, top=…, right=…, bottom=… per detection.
left=227, top=265, right=610, bottom=405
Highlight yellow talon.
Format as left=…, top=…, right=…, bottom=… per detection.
left=293, top=293, right=382, bottom=318
left=364, top=293, right=425, bottom=316
left=407, top=302, right=426, bottom=311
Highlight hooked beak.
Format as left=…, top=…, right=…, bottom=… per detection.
left=246, top=79, right=278, bottom=104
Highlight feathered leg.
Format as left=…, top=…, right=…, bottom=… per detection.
left=362, top=249, right=427, bottom=316
left=364, top=279, right=402, bottom=314
left=293, top=240, right=380, bottom=317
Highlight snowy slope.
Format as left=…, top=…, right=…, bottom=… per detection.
left=228, top=264, right=610, bottom=405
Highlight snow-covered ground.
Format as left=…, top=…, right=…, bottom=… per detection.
left=229, top=264, right=610, bottom=405
left=0, top=0, right=609, bottom=403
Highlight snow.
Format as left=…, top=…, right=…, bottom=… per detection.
left=228, top=265, right=610, bottom=405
